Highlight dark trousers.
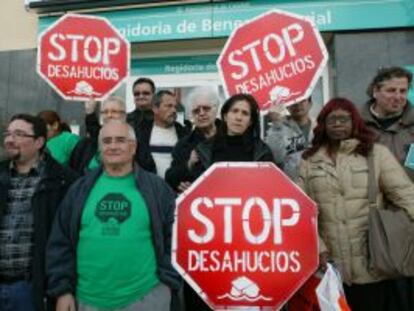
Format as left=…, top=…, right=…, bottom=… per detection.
left=183, top=282, right=211, bottom=311
left=0, top=281, right=35, bottom=311
left=344, top=278, right=413, bottom=311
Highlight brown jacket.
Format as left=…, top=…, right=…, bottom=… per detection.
left=298, top=140, right=414, bottom=284
left=360, top=101, right=414, bottom=180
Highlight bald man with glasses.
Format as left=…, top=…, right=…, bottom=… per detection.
left=47, top=120, right=180, bottom=311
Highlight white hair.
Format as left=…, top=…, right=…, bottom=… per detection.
left=187, top=87, right=220, bottom=111
left=98, top=120, right=136, bottom=150
left=101, top=96, right=126, bottom=111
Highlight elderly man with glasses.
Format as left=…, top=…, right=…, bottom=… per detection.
left=47, top=120, right=180, bottom=311
left=0, top=114, right=78, bottom=311
left=84, top=77, right=156, bottom=140
left=70, top=96, right=128, bottom=174
left=165, top=87, right=220, bottom=193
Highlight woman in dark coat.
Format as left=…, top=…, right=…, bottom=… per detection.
left=185, top=93, right=275, bottom=311
left=189, top=93, right=274, bottom=180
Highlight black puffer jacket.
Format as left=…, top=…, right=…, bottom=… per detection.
left=165, top=120, right=221, bottom=191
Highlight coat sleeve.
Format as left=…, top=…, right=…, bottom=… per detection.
left=85, top=113, right=100, bottom=140
left=297, top=159, right=310, bottom=194
left=298, top=159, right=328, bottom=254
left=376, top=144, right=414, bottom=220
left=158, top=181, right=182, bottom=290
left=165, top=142, right=193, bottom=191
left=265, top=121, right=287, bottom=167
left=46, top=183, right=79, bottom=298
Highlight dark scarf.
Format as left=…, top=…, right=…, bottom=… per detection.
left=212, top=133, right=254, bottom=162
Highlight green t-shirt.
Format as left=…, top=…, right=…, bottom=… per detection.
left=47, top=131, right=80, bottom=165
left=87, top=152, right=101, bottom=170
left=77, top=172, right=159, bottom=309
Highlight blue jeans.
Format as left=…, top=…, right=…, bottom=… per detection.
left=0, top=281, right=35, bottom=311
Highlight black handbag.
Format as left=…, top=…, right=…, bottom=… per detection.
left=367, top=153, right=414, bottom=277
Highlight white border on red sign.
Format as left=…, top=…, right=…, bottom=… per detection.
left=171, top=161, right=319, bottom=311
left=36, top=13, right=131, bottom=102
left=217, top=9, right=329, bottom=110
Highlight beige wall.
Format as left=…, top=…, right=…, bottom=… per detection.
left=0, top=0, right=38, bottom=51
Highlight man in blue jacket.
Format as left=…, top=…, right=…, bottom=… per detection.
left=47, top=120, right=180, bottom=311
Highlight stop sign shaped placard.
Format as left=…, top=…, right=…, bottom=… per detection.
left=172, top=162, right=318, bottom=310
left=217, top=10, right=328, bottom=110
left=37, top=14, right=130, bottom=101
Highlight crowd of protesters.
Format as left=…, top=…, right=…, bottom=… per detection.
left=0, top=66, right=413, bottom=311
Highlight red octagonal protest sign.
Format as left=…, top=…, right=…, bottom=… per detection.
left=172, top=162, right=318, bottom=310
left=217, top=10, right=328, bottom=110
left=37, top=14, right=130, bottom=101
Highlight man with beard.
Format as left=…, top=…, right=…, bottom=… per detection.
left=0, top=114, right=77, bottom=311
left=136, top=90, right=188, bottom=177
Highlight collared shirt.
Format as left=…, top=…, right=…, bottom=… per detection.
left=0, top=160, right=44, bottom=279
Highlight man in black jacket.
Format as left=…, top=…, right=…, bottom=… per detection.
left=127, top=77, right=156, bottom=131
left=136, top=90, right=188, bottom=177
left=47, top=120, right=181, bottom=311
left=0, top=114, right=78, bottom=311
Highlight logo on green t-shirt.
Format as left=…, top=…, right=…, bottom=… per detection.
left=95, top=193, right=131, bottom=236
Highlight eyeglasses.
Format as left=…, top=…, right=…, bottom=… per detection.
left=133, top=91, right=152, bottom=97
left=3, top=131, right=36, bottom=139
left=100, top=109, right=126, bottom=115
left=326, top=115, right=352, bottom=125
left=192, top=105, right=213, bottom=115
left=101, top=136, right=131, bottom=145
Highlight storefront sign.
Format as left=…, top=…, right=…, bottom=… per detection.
left=131, top=55, right=218, bottom=76
left=406, top=65, right=414, bottom=105
left=39, top=0, right=414, bottom=43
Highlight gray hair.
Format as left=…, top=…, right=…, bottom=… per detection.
left=187, top=87, right=220, bottom=111
left=98, top=120, right=136, bottom=150
left=101, top=96, right=126, bottom=111
left=152, top=90, right=175, bottom=108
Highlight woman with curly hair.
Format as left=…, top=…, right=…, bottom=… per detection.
left=298, top=97, right=414, bottom=311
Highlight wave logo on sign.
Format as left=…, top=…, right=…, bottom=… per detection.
left=218, top=276, right=273, bottom=302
